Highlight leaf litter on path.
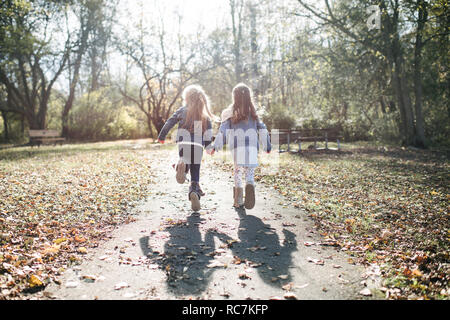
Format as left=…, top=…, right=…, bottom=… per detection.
left=307, top=257, right=325, bottom=266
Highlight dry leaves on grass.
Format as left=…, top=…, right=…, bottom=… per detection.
left=217, top=146, right=450, bottom=299
left=0, top=142, right=158, bottom=299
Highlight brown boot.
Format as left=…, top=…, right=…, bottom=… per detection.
left=176, top=159, right=186, bottom=184
left=244, top=184, right=255, bottom=209
left=198, top=184, right=206, bottom=197
left=234, top=187, right=244, bottom=208
left=189, top=182, right=201, bottom=212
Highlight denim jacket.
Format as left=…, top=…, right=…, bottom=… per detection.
left=214, top=116, right=271, bottom=167
left=158, top=106, right=213, bottom=148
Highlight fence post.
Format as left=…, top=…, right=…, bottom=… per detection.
left=287, top=131, right=291, bottom=152
left=325, top=131, right=328, bottom=149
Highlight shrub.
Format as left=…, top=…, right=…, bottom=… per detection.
left=262, top=105, right=296, bottom=130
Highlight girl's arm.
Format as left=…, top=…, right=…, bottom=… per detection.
left=213, top=119, right=231, bottom=152
left=257, top=120, right=272, bottom=153
left=204, top=119, right=213, bottom=149
left=157, top=107, right=184, bottom=142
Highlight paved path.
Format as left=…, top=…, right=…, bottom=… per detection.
left=44, top=147, right=372, bottom=300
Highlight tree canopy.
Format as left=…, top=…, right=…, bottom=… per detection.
left=0, top=0, right=448, bottom=147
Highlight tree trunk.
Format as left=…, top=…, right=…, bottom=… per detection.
left=379, top=97, right=387, bottom=114
left=61, top=109, right=70, bottom=138
left=413, top=0, right=427, bottom=148
left=249, top=2, right=258, bottom=93
left=62, top=6, right=92, bottom=138
left=391, top=63, right=415, bottom=145
left=230, top=0, right=244, bottom=83
left=62, top=53, right=84, bottom=138
left=152, top=116, right=165, bottom=136
left=147, top=116, right=154, bottom=139
left=385, top=29, right=416, bottom=145
left=1, top=110, right=8, bottom=141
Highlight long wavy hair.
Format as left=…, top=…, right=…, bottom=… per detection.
left=181, top=85, right=215, bottom=133
left=231, top=83, right=258, bottom=124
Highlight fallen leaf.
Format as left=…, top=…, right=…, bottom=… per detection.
left=411, top=269, right=423, bottom=278
left=66, top=281, right=79, bottom=288
left=360, top=288, right=372, bottom=296
left=114, top=282, right=130, bottom=290
left=53, top=238, right=68, bottom=245
left=284, top=293, right=298, bottom=300
left=248, top=262, right=263, bottom=268
left=239, top=273, right=251, bottom=280
left=282, top=282, right=294, bottom=291
left=232, top=256, right=242, bottom=265
left=74, top=235, right=86, bottom=243
left=28, top=275, right=43, bottom=287
left=307, top=257, right=325, bottom=265
left=282, top=222, right=296, bottom=227
left=78, top=247, right=87, bottom=254
left=81, top=275, right=97, bottom=282
left=207, top=261, right=227, bottom=268
left=41, top=244, right=60, bottom=256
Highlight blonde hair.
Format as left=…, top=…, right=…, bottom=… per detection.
left=182, top=85, right=216, bottom=133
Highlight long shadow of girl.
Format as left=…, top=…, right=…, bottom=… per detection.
left=214, top=208, right=297, bottom=286
left=139, top=213, right=221, bottom=296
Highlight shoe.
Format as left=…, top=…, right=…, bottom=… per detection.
left=234, top=187, right=244, bottom=208
left=176, top=159, right=186, bottom=184
left=190, top=192, right=201, bottom=211
left=189, top=182, right=201, bottom=211
left=198, top=184, right=206, bottom=197
left=244, top=184, right=255, bottom=209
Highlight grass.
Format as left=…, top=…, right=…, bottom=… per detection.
left=213, top=141, right=449, bottom=300
left=0, top=139, right=163, bottom=299
left=1, top=139, right=448, bottom=300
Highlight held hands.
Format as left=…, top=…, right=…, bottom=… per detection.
left=206, top=148, right=215, bottom=156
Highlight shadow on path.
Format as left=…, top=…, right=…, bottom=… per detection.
left=139, top=207, right=298, bottom=296
left=139, top=213, right=218, bottom=296
left=214, top=207, right=298, bottom=286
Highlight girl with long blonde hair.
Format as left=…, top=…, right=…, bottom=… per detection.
left=158, top=85, right=215, bottom=211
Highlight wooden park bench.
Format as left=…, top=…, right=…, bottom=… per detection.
left=270, top=128, right=342, bottom=153
left=29, top=130, right=65, bottom=147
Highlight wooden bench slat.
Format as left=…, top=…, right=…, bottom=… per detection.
left=32, top=138, right=65, bottom=141
left=270, top=128, right=342, bottom=152
left=28, top=129, right=65, bottom=146
left=29, top=130, right=61, bottom=137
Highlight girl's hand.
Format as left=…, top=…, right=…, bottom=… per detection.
left=206, top=148, right=215, bottom=155
left=158, top=139, right=165, bottom=144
